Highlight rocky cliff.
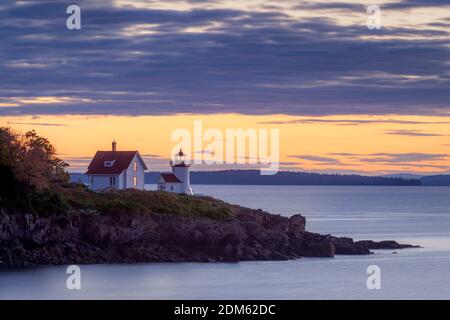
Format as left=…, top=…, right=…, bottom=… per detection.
left=0, top=203, right=418, bottom=267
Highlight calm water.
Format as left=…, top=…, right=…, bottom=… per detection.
left=1, top=185, right=450, bottom=300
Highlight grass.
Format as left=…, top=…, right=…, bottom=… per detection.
left=61, top=184, right=233, bottom=219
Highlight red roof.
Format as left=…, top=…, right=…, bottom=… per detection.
left=86, top=151, right=147, bottom=175
left=160, top=173, right=181, bottom=183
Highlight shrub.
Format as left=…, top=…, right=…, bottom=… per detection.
left=62, top=186, right=232, bottom=219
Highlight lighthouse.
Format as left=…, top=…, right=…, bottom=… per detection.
left=157, top=149, right=193, bottom=195
left=171, top=149, right=193, bottom=195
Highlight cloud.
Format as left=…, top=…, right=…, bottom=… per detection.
left=384, top=130, right=443, bottom=137
left=285, top=151, right=450, bottom=169
left=140, top=154, right=164, bottom=158
left=294, top=2, right=364, bottom=11
left=260, top=118, right=450, bottom=126
left=370, top=162, right=450, bottom=169
left=0, top=1, right=449, bottom=116
left=320, top=152, right=450, bottom=173
left=384, top=0, right=450, bottom=9
left=288, top=155, right=341, bottom=165
left=6, top=121, right=69, bottom=127
left=328, top=152, right=361, bottom=157
left=360, top=152, right=448, bottom=162
left=60, top=155, right=93, bottom=171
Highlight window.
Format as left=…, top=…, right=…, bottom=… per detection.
left=170, top=186, right=174, bottom=191
left=134, top=161, right=137, bottom=172
left=104, top=160, right=115, bottom=167
left=133, top=176, right=137, bottom=187
left=109, top=176, right=116, bottom=186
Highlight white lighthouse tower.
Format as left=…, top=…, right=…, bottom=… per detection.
left=170, top=149, right=193, bottom=195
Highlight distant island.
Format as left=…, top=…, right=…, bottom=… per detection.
left=146, top=170, right=422, bottom=186
left=145, top=171, right=450, bottom=186
left=69, top=170, right=450, bottom=186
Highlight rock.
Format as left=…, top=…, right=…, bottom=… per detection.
left=331, top=236, right=371, bottom=255
left=355, top=240, right=421, bottom=250
left=0, top=207, right=419, bottom=267
left=300, top=232, right=335, bottom=257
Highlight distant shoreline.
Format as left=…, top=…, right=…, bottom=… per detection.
left=70, top=170, right=450, bottom=186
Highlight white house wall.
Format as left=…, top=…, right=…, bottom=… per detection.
left=88, top=175, right=119, bottom=191
left=124, top=153, right=145, bottom=190
left=172, top=166, right=190, bottom=194
left=119, top=171, right=126, bottom=189
left=158, top=182, right=182, bottom=193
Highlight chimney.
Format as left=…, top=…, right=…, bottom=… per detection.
left=112, top=140, right=117, bottom=152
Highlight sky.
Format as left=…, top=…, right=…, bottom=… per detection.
left=0, top=0, right=449, bottom=175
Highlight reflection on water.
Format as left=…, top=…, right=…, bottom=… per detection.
left=1, top=249, right=450, bottom=299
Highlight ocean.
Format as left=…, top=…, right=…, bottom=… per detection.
left=1, top=185, right=450, bottom=299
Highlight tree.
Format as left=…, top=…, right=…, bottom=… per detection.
left=0, top=127, right=69, bottom=191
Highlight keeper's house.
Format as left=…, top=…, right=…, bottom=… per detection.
left=86, top=141, right=147, bottom=191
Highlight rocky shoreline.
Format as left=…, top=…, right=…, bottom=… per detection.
left=0, top=205, right=419, bottom=267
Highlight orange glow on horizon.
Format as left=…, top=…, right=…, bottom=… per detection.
left=1, top=113, right=450, bottom=175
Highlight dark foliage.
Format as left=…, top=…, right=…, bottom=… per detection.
left=62, top=185, right=232, bottom=219
left=0, top=127, right=69, bottom=214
